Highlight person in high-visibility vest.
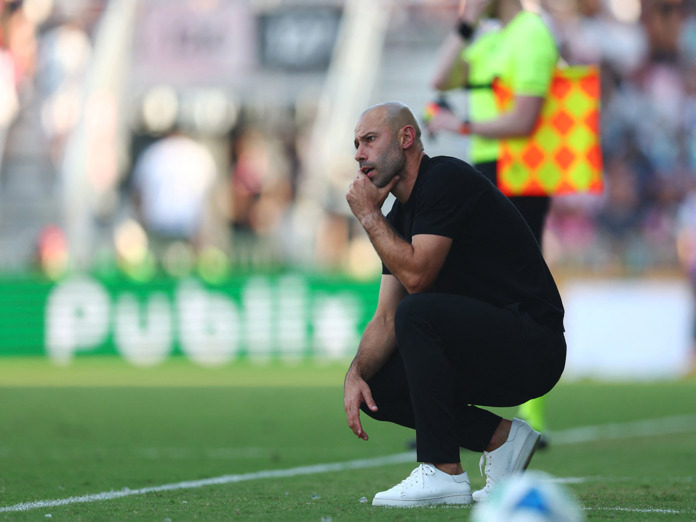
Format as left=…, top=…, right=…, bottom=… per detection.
left=426, top=0, right=559, bottom=447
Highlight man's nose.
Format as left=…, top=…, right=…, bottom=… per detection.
left=354, top=145, right=365, bottom=162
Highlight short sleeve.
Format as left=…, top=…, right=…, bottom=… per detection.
left=508, top=18, right=558, bottom=96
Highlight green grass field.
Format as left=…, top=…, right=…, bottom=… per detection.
left=1, top=358, right=695, bottom=521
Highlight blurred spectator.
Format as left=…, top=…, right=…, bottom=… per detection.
left=0, top=35, right=17, bottom=168
left=0, top=0, right=32, bottom=174
left=679, top=1, right=696, bottom=174
left=540, top=0, right=694, bottom=275
left=2, top=0, right=696, bottom=277
left=642, top=0, right=684, bottom=62
left=676, top=189, right=696, bottom=372
left=594, top=155, right=645, bottom=269
left=554, top=0, right=647, bottom=77
left=227, top=124, right=293, bottom=268
left=130, top=126, right=218, bottom=271
left=36, top=14, right=92, bottom=167
left=0, top=0, right=37, bottom=91
left=112, top=217, right=156, bottom=281
left=35, top=223, right=69, bottom=280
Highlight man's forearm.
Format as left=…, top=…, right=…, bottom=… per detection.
left=470, top=96, right=546, bottom=139
left=348, top=315, right=397, bottom=383
left=359, top=211, right=415, bottom=284
left=359, top=211, right=449, bottom=294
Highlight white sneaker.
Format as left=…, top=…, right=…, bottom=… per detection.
left=372, top=463, right=473, bottom=507
left=472, top=418, right=541, bottom=502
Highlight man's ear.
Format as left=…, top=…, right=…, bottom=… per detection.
left=400, top=125, right=416, bottom=149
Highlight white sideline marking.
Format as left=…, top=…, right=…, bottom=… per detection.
left=0, top=452, right=417, bottom=513
left=2, top=414, right=696, bottom=514
left=551, top=414, right=696, bottom=445
left=587, top=507, right=686, bottom=515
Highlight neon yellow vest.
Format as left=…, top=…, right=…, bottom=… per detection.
left=463, top=12, right=558, bottom=164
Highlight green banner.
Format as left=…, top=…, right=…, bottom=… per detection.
left=0, top=273, right=380, bottom=366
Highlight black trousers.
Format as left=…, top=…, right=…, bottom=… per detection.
left=475, top=160, right=550, bottom=247
left=361, top=293, right=566, bottom=463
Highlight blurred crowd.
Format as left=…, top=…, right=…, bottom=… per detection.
left=541, top=0, right=696, bottom=280
left=2, top=0, right=696, bottom=284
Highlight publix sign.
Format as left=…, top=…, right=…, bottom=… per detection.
left=42, top=274, right=378, bottom=366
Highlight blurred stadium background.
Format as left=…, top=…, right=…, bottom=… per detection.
left=0, top=0, right=695, bottom=379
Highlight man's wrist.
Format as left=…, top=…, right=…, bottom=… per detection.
left=346, top=362, right=359, bottom=381
left=359, top=210, right=384, bottom=230
left=346, top=359, right=367, bottom=383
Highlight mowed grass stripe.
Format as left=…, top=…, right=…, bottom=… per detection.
left=2, top=414, right=694, bottom=514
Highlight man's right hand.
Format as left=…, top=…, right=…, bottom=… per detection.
left=344, top=368, right=378, bottom=441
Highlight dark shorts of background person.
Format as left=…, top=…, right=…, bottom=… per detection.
left=360, top=292, right=566, bottom=464
left=475, top=160, right=550, bottom=246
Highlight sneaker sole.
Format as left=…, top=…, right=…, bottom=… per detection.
left=372, top=494, right=473, bottom=507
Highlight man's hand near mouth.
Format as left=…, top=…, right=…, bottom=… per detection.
left=346, top=170, right=399, bottom=226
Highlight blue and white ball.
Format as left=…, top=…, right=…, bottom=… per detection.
left=471, top=471, right=584, bottom=522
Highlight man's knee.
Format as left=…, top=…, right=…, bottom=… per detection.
left=394, top=294, right=435, bottom=345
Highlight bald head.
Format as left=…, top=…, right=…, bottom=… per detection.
left=353, top=101, right=425, bottom=191
left=359, top=101, right=423, bottom=145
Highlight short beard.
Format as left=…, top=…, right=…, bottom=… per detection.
left=373, top=141, right=406, bottom=188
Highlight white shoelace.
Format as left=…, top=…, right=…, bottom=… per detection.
left=397, top=463, right=435, bottom=489
left=478, top=452, right=495, bottom=490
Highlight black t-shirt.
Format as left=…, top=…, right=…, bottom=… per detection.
left=383, top=155, right=564, bottom=331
